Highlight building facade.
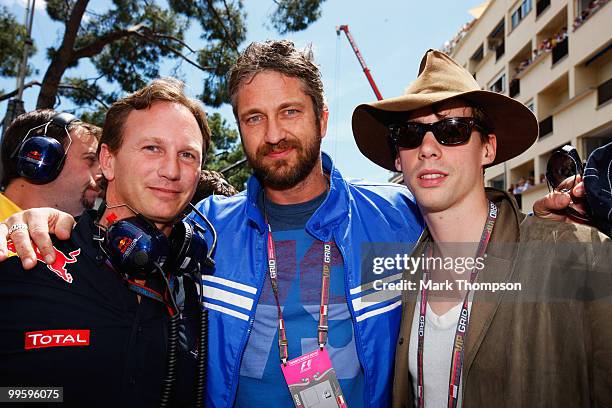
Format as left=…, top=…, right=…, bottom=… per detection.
left=439, top=0, right=611, bottom=212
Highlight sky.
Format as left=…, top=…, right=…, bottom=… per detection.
left=0, top=0, right=484, bottom=182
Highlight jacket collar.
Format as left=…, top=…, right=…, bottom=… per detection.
left=411, top=188, right=523, bottom=253
left=245, top=152, right=350, bottom=241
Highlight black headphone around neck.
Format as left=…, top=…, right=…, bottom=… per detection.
left=96, top=203, right=216, bottom=280
left=12, top=112, right=78, bottom=184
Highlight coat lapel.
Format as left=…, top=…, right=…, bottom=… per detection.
left=462, top=190, right=523, bottom=377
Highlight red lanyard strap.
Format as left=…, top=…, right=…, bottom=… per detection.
left=416, top=201, right=498, bottom=408
left=265, top=224, right=332, bottom=365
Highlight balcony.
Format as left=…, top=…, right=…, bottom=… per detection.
left=539, top=115, right=553, bottom=138
left=536, top=0, right=550, bottom=17
left=510, top=78, right=521, bottom=97
left=573, top=0, right=610, bottom=31
left=551, top=36, right=568, bottom=65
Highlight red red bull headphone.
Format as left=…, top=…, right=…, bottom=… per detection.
left=95, top=202, right=216, bottom=280
left=11, top=112, right=77, bottom=184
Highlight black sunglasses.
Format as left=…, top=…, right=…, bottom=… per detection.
left=388, top=117, right=489, bottom=149
left=545, top=145, right=591, bottom=222
left=546, top=146, right=584, bottom=192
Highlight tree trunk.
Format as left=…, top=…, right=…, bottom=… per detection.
left=36, top=0, right=89, bottom=109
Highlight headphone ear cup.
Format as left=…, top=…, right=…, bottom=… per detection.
left=168, top=219, right=210, bottom=276
left=16, top=136, right=66, bottom=183
left=103, top=217, right=170, bottom=279
left=167, top=220, right=192, bottom=276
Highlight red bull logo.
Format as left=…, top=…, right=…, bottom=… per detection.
left=7, top=240, right=80, bottom=284
left=26, top=150, right=43, bottom=162
left=117, top=237, right=132, bottom=255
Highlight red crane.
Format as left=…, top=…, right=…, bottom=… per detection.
left=336, top=24, right=383, bottom=101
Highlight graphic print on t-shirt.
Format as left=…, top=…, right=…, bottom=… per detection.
left=236, top=229, right=364, bottom=407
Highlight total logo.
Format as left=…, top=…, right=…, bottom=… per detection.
left=25, top=329, right=90, bottom=350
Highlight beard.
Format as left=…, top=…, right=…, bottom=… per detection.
left=81, top=186, right=102, bottom=210
left=246, top=134, right=322, bottom=190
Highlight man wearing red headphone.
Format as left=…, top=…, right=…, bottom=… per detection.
left=0, top=110, right=103, bottom=218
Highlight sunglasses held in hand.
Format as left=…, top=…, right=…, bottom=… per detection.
left=545, top=145, right=591, bottom=222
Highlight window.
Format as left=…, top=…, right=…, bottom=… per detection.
left=488, top=174, right=506, bottom=190
left=552, top=36, right=569, bottom=65
left=488, top=19, right=505, bottom=61
left=598, top=77, right=612, bottom=106
left=584, top=135, right=612, bottom=156
left=496, top=41, right=506, bottom=61
left=522, top=0, right=533, bottom=16
left=578, top=0, right=594, bottom=15
left=471, top=45, right=484, bottom=63
left=511, top=0, right=533, bottom=29
left=512, top=10, right=521, bottom=28
left=539, top=115, right=553, bottom=137
left=510, top=78, right=521, bottom=97
left=536, top=0, right=551, bottom=16
left=489, top=73, right=506, bottom=93
left=526, top=100, right=535, bottom=112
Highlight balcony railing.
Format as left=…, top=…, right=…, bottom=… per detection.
left=509, top=79, right=520, bottom=97
left=539, top=115, right=553, bottom=138
left=551, top=37, right=568, bottom=65
left=536, top=0, right=551, bottom=16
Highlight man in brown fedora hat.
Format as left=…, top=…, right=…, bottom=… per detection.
left=353, top=49, right=612, bottom=407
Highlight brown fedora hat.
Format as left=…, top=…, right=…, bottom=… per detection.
left=352, top=49, right=538, bottom=171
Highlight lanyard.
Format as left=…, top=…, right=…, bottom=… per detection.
left=416, top=201, right=498, bottom=408
left=265, top=223, right=332, bottom=365
left=105, top=259, right=178, bottom=316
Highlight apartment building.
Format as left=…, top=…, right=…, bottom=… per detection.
left=439, top=0, right=611, bottom=211
left=388, top=1, right=611, bottom=210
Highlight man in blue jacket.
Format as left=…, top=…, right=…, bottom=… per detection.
left=197, top=40, right=424, bottom=407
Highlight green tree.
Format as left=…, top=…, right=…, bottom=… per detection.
left=0, top=0, right=326, bottom=191
left=205, top=112, right=250, bottom=190
left=28, top=0, right=325, bottom=109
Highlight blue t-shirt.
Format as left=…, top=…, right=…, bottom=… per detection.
left=234, top=191, right=364, bottom=407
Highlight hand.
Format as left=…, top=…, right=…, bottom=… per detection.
left=533, top=176, right=589, bottom=224
left=0, top=208, right=76, bottom=269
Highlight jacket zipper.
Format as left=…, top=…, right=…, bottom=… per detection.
left=334, top=231, right=372, bottom=406
left=227, top=233, right=267, bottom=407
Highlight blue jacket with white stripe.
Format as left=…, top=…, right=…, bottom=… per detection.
left=194, top=153, right=424, bottom=407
